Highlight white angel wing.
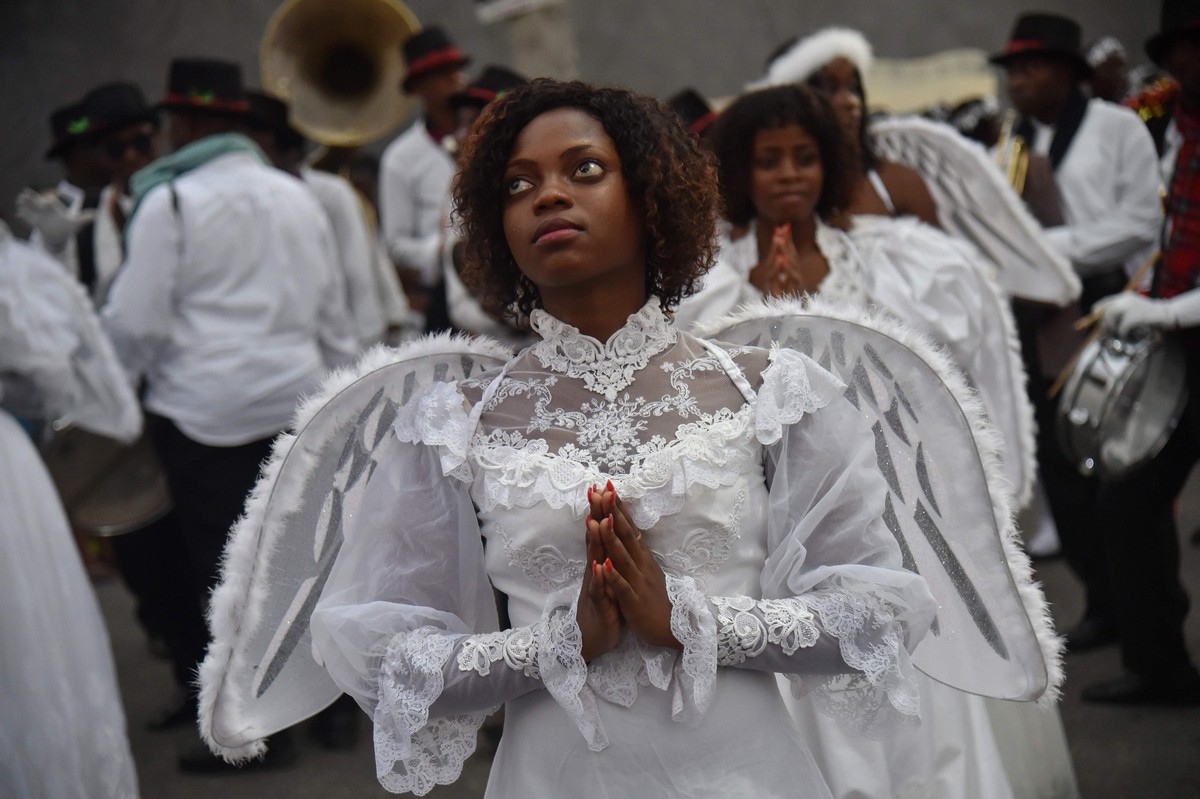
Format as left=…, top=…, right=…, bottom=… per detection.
left=0, top=228, right=141, bottom=443
left=199, top=335, right=512, bottom=761
left=870, top=115, right=1081, bottom=306
left=703, top=297, right=1062, bottom=703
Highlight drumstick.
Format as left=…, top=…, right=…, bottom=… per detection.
left=1050, top=250, right=1160, bottom=399
left=1072, top=250, right=1161, bottom=331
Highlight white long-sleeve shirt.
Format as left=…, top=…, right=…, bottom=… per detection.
left=379, top=119, right=455, bottom=286
left=1035, top=99, right=1163, bottom=278
left=302, top=167, right=386, bottom=346
left=102, top=151, right=358, bottom=446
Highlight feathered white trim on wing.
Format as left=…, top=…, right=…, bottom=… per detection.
left=870, top=115, right=1081, bottom=306
left=701, top=295, right=1063, bottom=702
left=199, top=333, right=514, bottom=761
left=751, top=27, right=873, bottom=90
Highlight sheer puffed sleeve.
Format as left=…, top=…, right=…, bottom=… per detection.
left=311, top=382, right=562, bottom=794
left=665, top=347, right=935, bottom=737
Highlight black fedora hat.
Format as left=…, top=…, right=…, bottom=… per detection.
left=669, top=88, right=718, bottom=136
left=245, top=90, right=306, bottom=151
left=990, top=13, right=1091, bottom=76
left=402, top=26, right=470, bottom=92
left=157, top=58, right=250, bottom=115
left=45, top=100, right=96, bottom=160
left=1146, top=0, right=1200, bottom=66
left=80, top=83, right=158, bottom=137
left=449, top=65, right=527, bottom=111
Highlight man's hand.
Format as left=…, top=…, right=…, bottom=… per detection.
left=15, top=189, right=95, bottom=249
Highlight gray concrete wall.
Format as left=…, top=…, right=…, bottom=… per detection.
left=2, top=0, right=1152, bottom=229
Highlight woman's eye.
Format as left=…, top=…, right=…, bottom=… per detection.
left=574, top=159, right=605, bottom=178
left=754, top=156, right=779, bottom=170
left=507, top=177, right=532, bottom=195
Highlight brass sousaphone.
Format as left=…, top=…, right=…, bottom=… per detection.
left=261, top=0, right=421, bottom=147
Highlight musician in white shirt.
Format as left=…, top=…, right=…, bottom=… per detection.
left=103, top=60, right=357, bottom=686
left=379, top=26, right=469, bottom=332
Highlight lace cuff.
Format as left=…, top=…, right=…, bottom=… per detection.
left=536, top=586, right=607, bottom=751
left=375, top=627, right=489, bottom=795
left=711, top=595, right=821, bottom=665
left=789, top=589, right=922, bottom=740
left=664, top=573, right=717, bottom=720
left=456, top=625, right=541, bottom=679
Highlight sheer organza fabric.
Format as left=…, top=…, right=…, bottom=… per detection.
left=311, top=300, right=934, bottom=797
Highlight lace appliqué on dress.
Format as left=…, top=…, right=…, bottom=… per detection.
left=711, top=595, right=821, bottom=666
left=393, top=380, right=474, bottom=483
left=456, top=625, right=542, bottom=679
left=529, top=297, right=677, bottom=401
left=655, top=490, right=746, bottom=583
left=376, top=627, right=489, bottom=796
left=496, top=526, right=585, bottom=590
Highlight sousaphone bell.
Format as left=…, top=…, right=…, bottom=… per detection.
left=261, top=0, right=421, bottom=147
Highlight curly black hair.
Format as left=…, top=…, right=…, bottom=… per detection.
left=710, top=84, right=858, bottom=228
left=453, top=79, right=720, bottom=319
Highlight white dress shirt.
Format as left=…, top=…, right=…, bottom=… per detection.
left=1036, top=99, right=1163, bottom=278
left=302, top=167, right=385, bottom=346
left=379, top=119, right=455, bottom=286
left=103, top=151, right=358, bottom=446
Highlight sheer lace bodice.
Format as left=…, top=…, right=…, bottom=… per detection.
left=312, top=299, right=935, bottom=796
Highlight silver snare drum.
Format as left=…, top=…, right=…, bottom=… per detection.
left=1057, top=330, right=1190, bottom=480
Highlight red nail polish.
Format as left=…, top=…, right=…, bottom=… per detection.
left=604, top=558, right=613, bottom=572
left=592, top=561, right=599, bottom=577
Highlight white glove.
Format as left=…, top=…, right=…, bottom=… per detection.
left=15, top=188, right=96, bottom=249
left=1167, top=288, right=1200, bottom=331
left=1094, top=292, right=1176, bottom=335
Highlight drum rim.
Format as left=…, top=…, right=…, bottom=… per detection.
left=1057, top=331, right=1190, bottom=480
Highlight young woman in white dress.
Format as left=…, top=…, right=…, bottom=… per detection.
left=677, top=83, right=1077, bottom=799
left=0, top=222, right=140, bottom=799
left=308, top=79, right=938, bottom=797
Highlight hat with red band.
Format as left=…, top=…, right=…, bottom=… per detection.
left=156, top=58, right=251, bottom=115
left=449, top=65, right=527, bottom=112
left=669, top=88, right=718, bottom=136
left=989, top=13, right=1091, bottom=77
left=403, top=27, right=470, bottom=92
left=1146, top=0, right=1200, bottom=67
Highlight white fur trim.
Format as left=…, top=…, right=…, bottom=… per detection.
left=700, top=295, right=1064, bottom=703
left=751, top=27, right=874, bottom=90
left=198, top=333, right=513, bottom=761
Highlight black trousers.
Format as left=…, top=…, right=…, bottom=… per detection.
left=146, top=414, right=275, bottom=676
left=1015, top=299, right=1111, bottom=624
left=1097, top=401, right=1199, bottom=681
left=109, top=509, right=207, bottom=689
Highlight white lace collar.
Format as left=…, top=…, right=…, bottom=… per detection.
left=528, top=298, right=678, bottom=401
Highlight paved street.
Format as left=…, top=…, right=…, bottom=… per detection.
left=96, top=468, right=1200, bottom=798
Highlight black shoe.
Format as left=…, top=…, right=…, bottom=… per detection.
left=177, top=732, right=297, bottom=774
left=1081, top=671, right=1200, bottom=707
left=1063, top=618, right=1118, bottom=653
left=146, top=693, right=198, bottom=732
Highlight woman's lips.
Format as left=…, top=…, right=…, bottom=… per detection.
left=535, top=227, right=582, bottom=245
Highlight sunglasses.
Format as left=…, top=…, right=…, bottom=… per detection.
left=104, top=134, right=154, bottom=159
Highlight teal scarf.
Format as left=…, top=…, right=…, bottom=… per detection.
left=128, top=133, right=268, bottom=220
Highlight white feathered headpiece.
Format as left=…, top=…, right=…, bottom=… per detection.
left=752, top=27, right=873, bottom=90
